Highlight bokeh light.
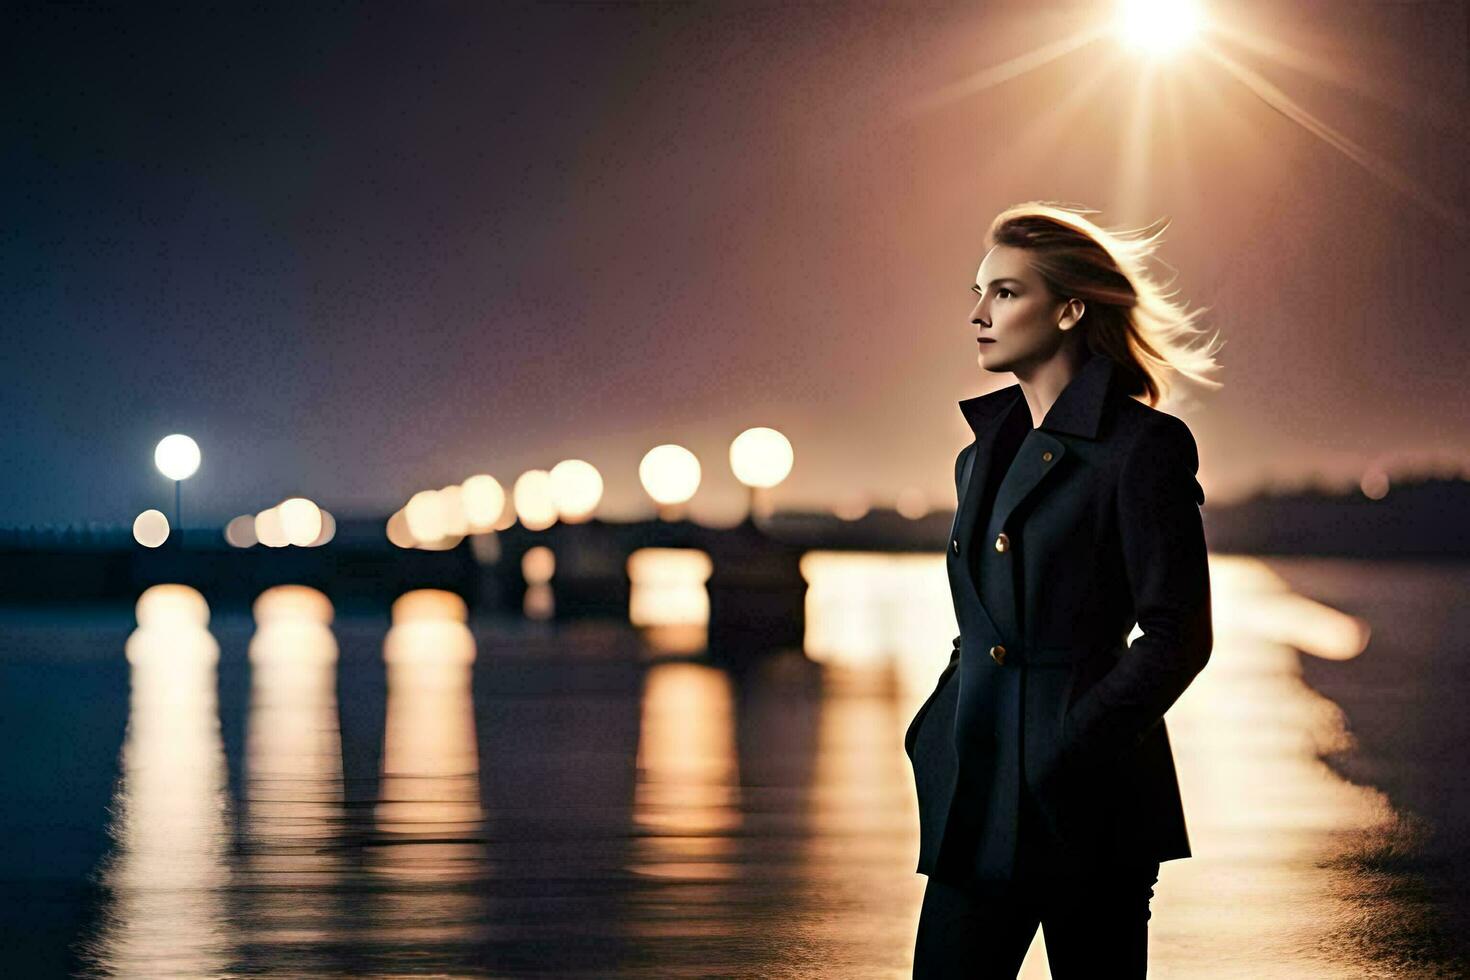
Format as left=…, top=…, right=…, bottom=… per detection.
left=832, top=494, right=871, bottom=522
left=405, top=489, right=448, bottom=544
left=391, top=588, right=469, bottom=626
left=548, top=459, right=603, bottom=523
left=132, top=509, right=171, bottom=548
left=224, top=514, right=258, bottom=548
left=383, top=592, right=477, bottom=666
left=255, top=507, right=288, bottom=548
left=1360, top=467, right=1390, bottom=500
left=639, top=444, right=701, bottom=507
left=627, top=547, right=713, bottom=636
left=729, top=427, right=794, bottom=489
left=135, top=583, right=211, bottom=630
left=418, top=531, right=464, bottom=552
left=468, top=530, right=502, bottom=566
left=308, top=509, right=336, bottom=547
left=895, top=487, right=929, bottom=520
left=153, top=433, right=202, bottom=481
left=386, top=509, right=416, bottom=549
left=253, top=584, right=335, bottom=627
left=278, top=497, right=323, bottom=547
left=437, top=485, right=469, bottom=536
left=461, top=474, right=506, bottom=531
left=522, top=545, right=555, bottom=585
left=513, top=469, right=558, bottom=531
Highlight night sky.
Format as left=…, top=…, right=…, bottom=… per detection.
left=5, top=1, right=1467, bottom=528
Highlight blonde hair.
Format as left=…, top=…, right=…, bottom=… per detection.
left=987, top=201, right=1224, bottom=407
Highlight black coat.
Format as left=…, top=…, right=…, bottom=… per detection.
left=904, top=351, right=1213, bottom=887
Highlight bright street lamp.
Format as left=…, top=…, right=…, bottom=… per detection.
left=639, top=444, right=701, bottom=521
left=729, top=426, right=794, bottom=524
left=1114, top=0, right=1205, bottom=58
left=153, top=433, right=201, bottom=545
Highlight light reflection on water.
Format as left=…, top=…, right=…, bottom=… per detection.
left=83, top=622, right=232, bottom=978
left=1154, top=558, right=1409, bottom=977
left=375, top=616, right=484, bottom=878
left=237, top=615, right=345, bottom=965
left=628, top=548, right=712, bottom=657
left=64, top=557, right=1465, bottom=977
left=367, top=614, right=487, bottom=953
left=800, top=551, right=956, bottom=673
left=631, top=663, right=740, bottom=881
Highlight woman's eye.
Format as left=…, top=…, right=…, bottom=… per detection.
left=997, top=289, right=1012, bottom=298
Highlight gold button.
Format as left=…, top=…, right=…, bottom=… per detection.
left=994, top=532, right=1009, bottom=553
left=1042, top=451, right=1053, bottom=462
left=989, top=644, right=1007, bottom=665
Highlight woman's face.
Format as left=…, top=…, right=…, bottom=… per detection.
left=969, top=244, right=1080, bottom=374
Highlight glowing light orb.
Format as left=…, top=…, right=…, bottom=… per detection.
left=522, top=545, right=556, bottom=585
left=833, top=494, right=871, bottom=522
left=1115, top=0, right=1204, bottom=57
left=255, top=507, right=289, bottom=548
left=391, top=588, right=468, bottom=625
left=135, top=583, right=211, bottom=629
left=405, top=489, right=448, bottom=543
left=386, top=509, right=417, bottom=549
left=253, top=584, right=335, bottom=626
left=224, top=514, right=258, bottom=548
left=1357, top=467, right=1389, bottom=500
left=278, top=497, right=323, bottom=546
left=513, top=469, right=558, bottom=531
left=437, top=484, right=469, bottom=536
left=461, top=474, right=506, bottom=531
left=132, top=509, right=171, bottom=548
left=626, top=547, right=713, bottom=630
left=308, top=509, right=336, bottom=547
left=639, top=444, right=701, bottom=506
left=548, top=459, right=603, bottom=522
left=895, top=487, right=929, bottom=520
left=729, top=427, right=794, bottom=489
left=153, top=433, right=201, bottom=481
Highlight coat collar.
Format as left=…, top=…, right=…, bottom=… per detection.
left=957, top=351, right=1117, bottom=441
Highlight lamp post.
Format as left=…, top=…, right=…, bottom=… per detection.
left=154, top=434, right=201, bottom=548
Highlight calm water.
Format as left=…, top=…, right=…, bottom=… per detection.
left=1, top=556, right=1466, bottom=977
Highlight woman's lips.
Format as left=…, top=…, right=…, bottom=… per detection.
left=978, top=339, right=996, bottom=344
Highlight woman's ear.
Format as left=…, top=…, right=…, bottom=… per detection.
left=1058, top=298, right=1086, bottom=331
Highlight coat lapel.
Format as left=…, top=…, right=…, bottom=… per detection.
left=977, top=427, right=1067, bottom=647
left=987, top=429, right=1068, bottom=549
left=948, top=393, right=1016, bottom=643
left=953, top=353, right=1117, bottom=647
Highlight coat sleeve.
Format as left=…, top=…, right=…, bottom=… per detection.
left=1061, top=413, right=1213, bottom=764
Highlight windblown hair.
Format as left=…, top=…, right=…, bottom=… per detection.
left=987, top=201, right=1224, bottom=407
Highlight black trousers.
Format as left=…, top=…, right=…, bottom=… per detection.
left=913, top=789, right=1160, bottom=978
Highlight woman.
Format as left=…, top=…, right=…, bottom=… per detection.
left=905, top=202, right=1224, bottom=978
